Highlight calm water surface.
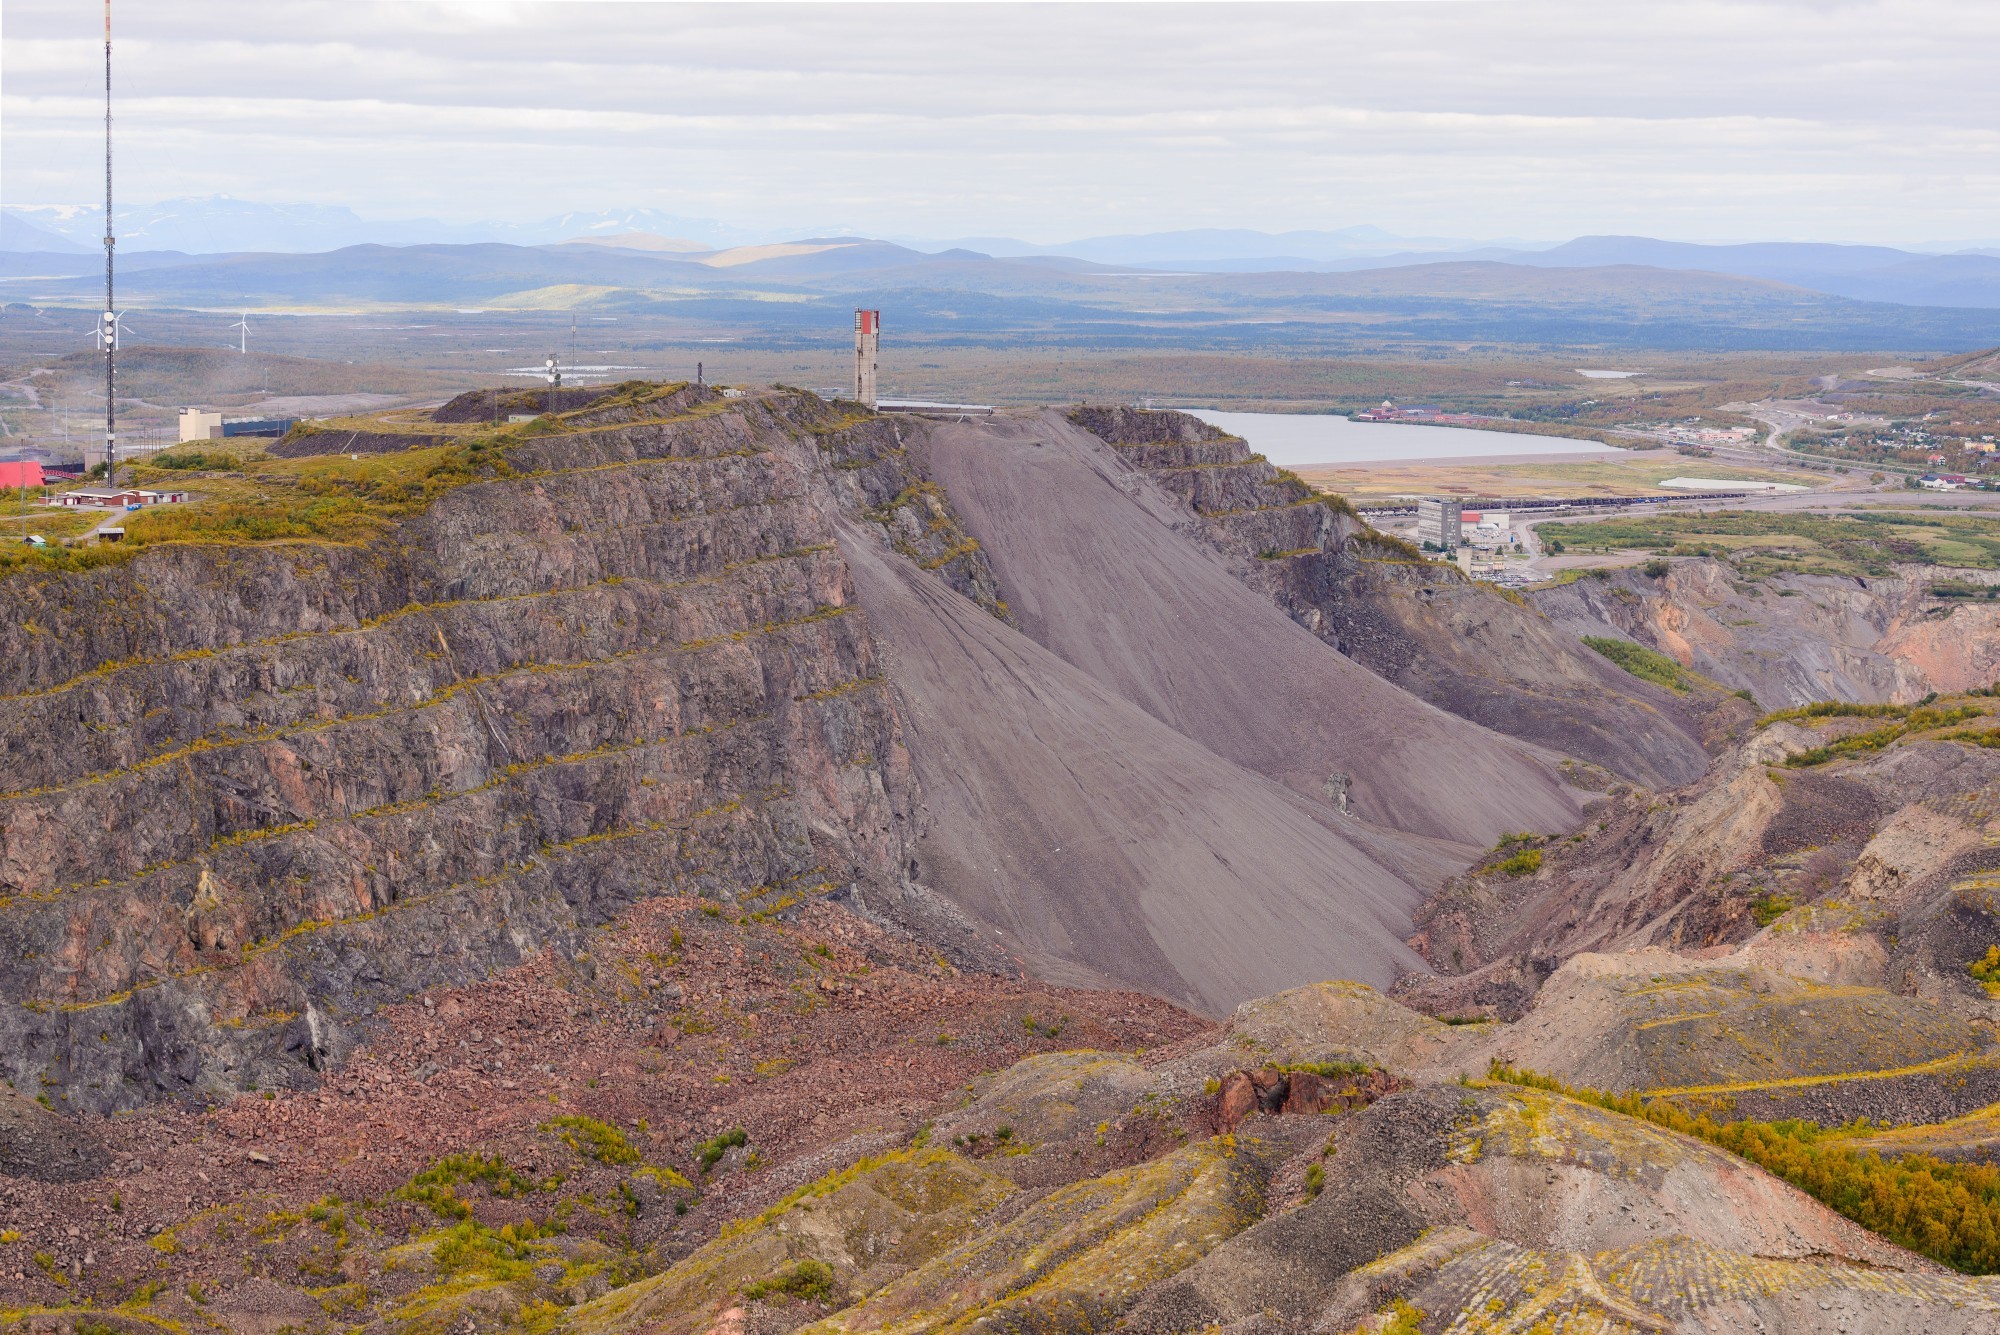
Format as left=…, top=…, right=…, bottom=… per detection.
left=1187, top=410, right=1623, bottom=467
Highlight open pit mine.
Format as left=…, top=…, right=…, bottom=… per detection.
left=5, top=384, right=2000, bottom=1332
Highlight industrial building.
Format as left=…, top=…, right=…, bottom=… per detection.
left=178, top=408, right=296, bottom=442
left=876, top=399, right=994, bottom=418
left=1457, top=548, right=1508, bottom=578
left=179, top=408, right=224, bottom=442
left=55, top=486, right=188, bottom=509
left=1416, top=496, right=1462, bottom=550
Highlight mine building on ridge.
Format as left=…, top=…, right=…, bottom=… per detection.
left=179, top=408, right=224, bottom=442
left=854, top=309, right=880, bottom=409
left=1416, top=495, right=1463, bottom=550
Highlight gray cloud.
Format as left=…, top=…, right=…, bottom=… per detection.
left=4, top=1, right=1998, bottom=245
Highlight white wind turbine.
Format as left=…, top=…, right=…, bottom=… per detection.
left=92, top=309, right=134, bottom=351
left=230, top=310, right=249, bottom=354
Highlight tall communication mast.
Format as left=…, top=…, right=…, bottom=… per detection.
left=101, top=0, right=117, bottom=483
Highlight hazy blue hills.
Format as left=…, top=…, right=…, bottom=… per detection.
left=1040, top=236, right=2000, bottom=309
left=10, top=199, right=1999, bottom=310
left=0, top=199, right=792, bottom=255
left=1490, top=236, right=2000, bottom=309
left=8, top=235, right=2000, bottom=352
left=0, top=213, right=91, bottom=253
left=947, top=225, right=1523, bottom=266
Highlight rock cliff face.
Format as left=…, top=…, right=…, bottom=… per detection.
left=1398, top=693, right=2000, bottom=1032
left=6, top=387, right=1598, bottom=1111
left=1068, top=407, right=1715, bottom=788
left=0, top=388, right=933, bottom=1112
left=1530, top=556, right=2000, bottom=707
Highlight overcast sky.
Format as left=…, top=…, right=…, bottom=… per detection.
left=5, top=0, right=1999, bottom=247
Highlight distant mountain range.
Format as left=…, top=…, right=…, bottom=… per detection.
left=1, top=213, right=90, bottom=253
left=1366, top=236, right=2000, bottom=310
left=8, top=198, right=2000, bottom=312
left=940, top=225, right=1538, bottom=266
left=7, top=232, right=2000, bottom=353
left=0, top=199, right=810, bottom=256
left=974, top=233, right=2000, bottom=309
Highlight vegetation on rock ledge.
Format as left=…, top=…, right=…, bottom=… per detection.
left=1486, top=1063, right=2000, bottom=1274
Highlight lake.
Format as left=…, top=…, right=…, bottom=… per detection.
left=1186, top=410, right=1623, bottom=467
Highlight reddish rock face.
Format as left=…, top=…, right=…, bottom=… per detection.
left=1216, top=1065, right=1402, bottom=1130
left=1249, top=1065, right=1290, bottom=1114
left=1280, top=1070, right=1328, bottom=1115
left=1217, top=1071, right=1258, bottom=1130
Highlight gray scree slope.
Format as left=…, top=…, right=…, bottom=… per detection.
left=915, top=411, right=1582, bottom=845
left=840, top=524, right=1434, bottom=1016
left=837, top=410, right=1587, bottom=1015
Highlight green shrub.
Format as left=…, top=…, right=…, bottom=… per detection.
left=541, top=1116, right=642, bottom=1166
left=1971, top=946, right=2000, bottom=997
left=1582, top=636, right=1692, bottom=693
left=428, top=1216, right=557, bottom=1283
left=698, top=1126, right=748, bottom=1171
left=1285, top=1059, right=1371, bottom=1078
left=1751, top=892, right=1796, bottom=927
left=744, top=1258, right=835, bottom=1304
left=1783, top=706, right=1984, bottom=767
left=1495, top=848, right=1543, bottom=878
left=1021, top=1012, right=1068, bottom=1039
left=148, top=449, right=251, bottom=471
left=1759, top=700, right=1909, bottom=727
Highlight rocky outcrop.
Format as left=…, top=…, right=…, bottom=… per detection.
left=1214, top=1064, right=1400, bottom=1129
left=1400, top=690, right=2000, bottom=1036
left=8, top=889, right=1998, bottom=1330
left=1069, top=406, right=1716, bottom=788
left=431, top=384, right=623, bottom=423
left=0, top=388, right=929, bottom=1112
left=0, top=891, right=1204, bottom=1322
left=804, top=408, right=1008, bottom=620
left=1529, top=556, right=2000, bottom=707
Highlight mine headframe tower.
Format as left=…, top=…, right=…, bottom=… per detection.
left=853, top=309, right=880, bottom=409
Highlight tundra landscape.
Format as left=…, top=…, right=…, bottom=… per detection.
left=10, top=1, right=2000, bottom=1332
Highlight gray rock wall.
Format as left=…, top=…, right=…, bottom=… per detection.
left=0, top=391, right=922, bottom=1112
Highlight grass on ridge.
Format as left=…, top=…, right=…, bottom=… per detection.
left=1483, top=1063, right=2000, bottom=1274
left=1581, top=635, right=1696, bottom=693
left=1754, top=697, right=1998, bottom=767
left=1551, top=510, right=2000, bottom=578
left=0, top=382, right=698, bottom=575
